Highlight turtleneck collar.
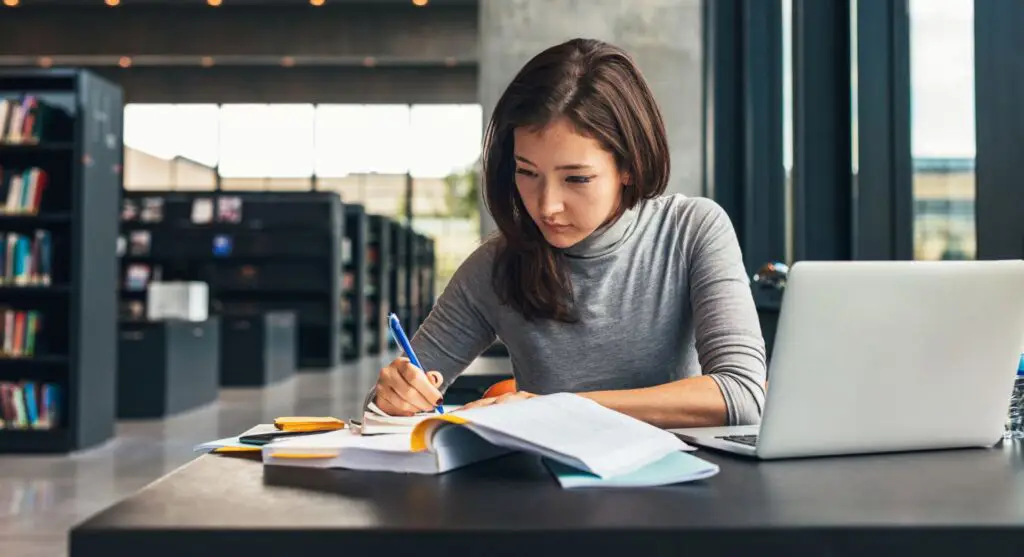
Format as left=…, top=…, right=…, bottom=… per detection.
left=562, top=202, right=642, bottom=259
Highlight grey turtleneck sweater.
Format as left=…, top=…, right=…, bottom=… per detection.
left=406, top=194, right=767, bottom=425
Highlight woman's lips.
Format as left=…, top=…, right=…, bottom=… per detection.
left=542, top=222, right=572, bottom=233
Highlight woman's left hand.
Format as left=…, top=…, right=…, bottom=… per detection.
left=460, top=391, right=537, bottom=410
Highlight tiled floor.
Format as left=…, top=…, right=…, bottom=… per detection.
left=0, top=357, right=386, bottom=557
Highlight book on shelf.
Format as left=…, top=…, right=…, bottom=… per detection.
left=190, top=198, right=213, bottom=224
left=0, top=230, right=52, bottom=286
left=0, top=308, right=42, bottom=358
left=120, top=299, right=146, bottom=321
left=0, top=380, right=60, bottom=431
left=127, top=230, right=150, bottom=256
left=0, top=96, right=67, bottom=145
left=124, top=263, right=161, bottom=292
left=0, top=167, right=48, bottom=214
left=122, top=197, right=164, bottom=223
left=216, top=196, right=242, bottom=223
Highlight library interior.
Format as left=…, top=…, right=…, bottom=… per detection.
left=2, top=1, right=1024, bottom=556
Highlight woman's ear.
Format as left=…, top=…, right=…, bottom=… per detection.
left=621, top=171, right=632, bottom=188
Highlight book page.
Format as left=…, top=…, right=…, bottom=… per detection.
left=266, top=428, right=413, bottom=454
left=453, top=393, right=692, bottom=478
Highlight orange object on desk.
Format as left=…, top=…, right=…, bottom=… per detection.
left=483, top=378, right=517, bottom=399
left=273, top=416, right=345, bottom=432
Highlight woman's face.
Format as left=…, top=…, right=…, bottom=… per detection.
left=513, top=117, right=627, bottom=249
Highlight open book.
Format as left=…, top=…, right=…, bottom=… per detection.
left=264, top=393, right=699, bottom=481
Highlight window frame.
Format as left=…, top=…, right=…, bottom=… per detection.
left=974, top=0, right=1024, bottom=260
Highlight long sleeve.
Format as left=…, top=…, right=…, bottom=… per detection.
left=363, top=240, right=499, bottom=408
left=684, top=199, right=768, bottom=425
left=408, top=242, right=499, bottom=391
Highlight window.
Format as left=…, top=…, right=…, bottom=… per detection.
left=219, top=104, right=315, bottom=189
left=408, top=104, right=483, bottom=293
left=781, top=0, right=794, bottom=264
left=123, top=104, right=219, bottom=190
left=909, top=0, right=976, bottom=260
left=123, top=102, right=484, bottom=295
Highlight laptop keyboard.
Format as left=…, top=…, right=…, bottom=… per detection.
left=718, top=434, right=758, bottom=447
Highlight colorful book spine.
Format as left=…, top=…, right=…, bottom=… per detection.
left=0, top=380, right=60, bottom=430
left=0, top=308, right=42, bottom=358
left=0, top=166, right=48, bottom=214
left=0, top=229, right=52, bottom=285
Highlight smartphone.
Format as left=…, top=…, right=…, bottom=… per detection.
left=239, top=429, right=333, bottom=446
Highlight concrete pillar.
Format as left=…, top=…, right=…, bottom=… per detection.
left=478, top=0, right=704, bottom=237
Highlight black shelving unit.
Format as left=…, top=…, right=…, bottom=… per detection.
left=0, top=69, right=121, bottom=453
left=389, top=220, right=409, bottom=346
left=341, top=204, right=366, bottom=361
left=119, top=191, right=343, bottom=369
left=365, top=215, right=391, bottom=355
left=405, top=230, right=425, bottom=334
left=419, top=235, right=436, bottom=323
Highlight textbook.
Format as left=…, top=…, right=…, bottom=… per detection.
left=264, top=393, right=698, bottom=481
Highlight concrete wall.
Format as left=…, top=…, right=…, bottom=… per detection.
left=477, top=0, right=705, bottom=236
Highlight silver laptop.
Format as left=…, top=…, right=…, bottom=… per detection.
left=674, top=260, right=1024, bottom=459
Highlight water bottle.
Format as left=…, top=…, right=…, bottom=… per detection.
left=1005, top=354, right=1024, bottom=439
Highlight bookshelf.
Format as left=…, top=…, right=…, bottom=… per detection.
left=342, top=204, right=366, bottom=361
left=418, top=235, right=436, bottom=324
left=119, top=191, right=343, bottom=369
left=365, top=215, right=391, bottom=355
left=0, top=69, right=121, bottom=453
left=405, top=230, right=427, bottom=334
left=388, top=220, right=409, bottom=346
left=401, top=232, right=437, bottom=333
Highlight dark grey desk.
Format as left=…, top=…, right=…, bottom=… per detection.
left=70, top=442, right=1024, bottom=557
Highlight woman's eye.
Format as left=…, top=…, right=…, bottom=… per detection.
left=566, top=175, right=594, bottom=184
left=515, top=168, right=537, bottom=178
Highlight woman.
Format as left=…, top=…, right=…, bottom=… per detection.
left=371, top=38, right=766, bottom=429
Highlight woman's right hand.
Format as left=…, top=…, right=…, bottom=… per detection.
left=373, top=357, right=444, bottom=416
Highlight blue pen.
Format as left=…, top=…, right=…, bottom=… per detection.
left=388, top=313, right=444, bottom=414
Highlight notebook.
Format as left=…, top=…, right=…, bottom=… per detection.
left=356, top=401, right=443, bottom=435
left=264, top=393, right=695, bottom=480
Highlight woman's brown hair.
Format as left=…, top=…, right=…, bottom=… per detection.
left=482, top=38, right=670, bottom=323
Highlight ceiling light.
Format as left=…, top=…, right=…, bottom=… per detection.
left=200, top=56, right=214, bottom=68
left=118, top=56, right=132, bottom=68
left=310, top=0, right=325, bottom=5
left=412, top=0, right=428, bottom=6
left=207, top=0, right=222, bottom=6
left=105, top=0, right=120, bottom=6
left=281, top=56, right=296, bottom=68
left=38, top=57, right=53, bottom=68
left=2, top=0, right=19, bottom=7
